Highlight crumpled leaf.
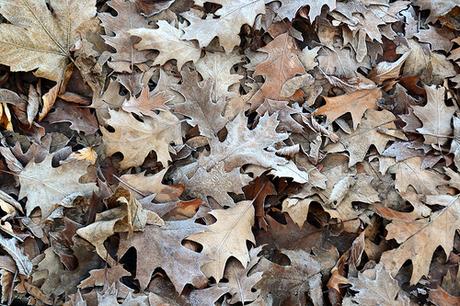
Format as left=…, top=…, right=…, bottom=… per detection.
left=77, top=188, right=164, bottom=262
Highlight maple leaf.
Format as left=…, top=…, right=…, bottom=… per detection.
left=315, top=88, right=382, bottom=130
left=249, top=33, right=306, bottom=110
left=173, top=68, right=228, bottom=139
left=0, top=0, right=96, bottom=81
left=343, top=263, right=413, bottom=305
left=381, top=194, right=460, bottom=284
left=181, top=0, right=265, bottom=52
left=102, top=109, right=182, bottom=169
left=187, top=201, right=255, bottom=281
left=412, top=85, right=456, bottom=146
left=99, top=0, right=151, bottom=73
left=118, top=215, right=208, bottom=292
left=325, top=109, right=399, bottom=167
left=18, top=154, right=96, bottom=218
left=129, top=20, right=202, bottom=69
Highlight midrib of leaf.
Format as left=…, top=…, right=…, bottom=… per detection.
left=21, top=0, right=69, bottom=57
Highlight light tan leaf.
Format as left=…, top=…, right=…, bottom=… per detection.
left=369, top=52, right=410, bottom=84
left=130, top=20, right=202, bottom=69
left=199, top=113, right=288, bottom=172
left=0, top=0, right=96, bottom=81
left=344, top=263, right=413, bottom=305
left=389, top=157, right=446, bottom=195
left=381, top=195, right=460, bottom=284
left=413, top=85, right=455, bottom=146
left=122, top=86, right=170, bottom=118
left=102, top=109, right=182, bottom=169
left=188, top=201, right=255, bottom=280
left=325, top=109, right=397, bottom=167
left=99, top=0, right=151, bottom=72
left=314, top=88, right=381, bottom=130
left=173, top=68, right=228, bottom=139
left=182, top=0, right=265, bottom=52
left=18, top=154, right=97, bottom=218
left=195, top=51, right=243, bottom=103
left=119, top=168, right=183, bottom=202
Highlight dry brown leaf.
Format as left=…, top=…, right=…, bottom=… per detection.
left=315, top=88, right=382, bottom=130
left=249, top=33, right=306, bottom=110
left=0, top=0, right=96, bottom=81
left=187, top=201, right=255, bottom=281
left=381, top=195, right=460, bottom=284
left=343, top=263, right=413, bottom=305
left=118, top=214, right=208, bottom=291
left=173, top=68, right=228, bottom=139
left=77, top=188, right=164, bottom=262
left=18, top=153, right=97, bottom=218
left=255, top=249, right=323, bottom=306
left=99, top=0, right=151, bottom=72
left=326, top=109, right=398, bottom=167
left=121, top=86, right=170, bottom=118
left=119, top=168, right=183, bottom=202
left=130, top=20, right=202, bottom=69
left=181, top=0, right=265, bottom=52
left=412, top=85, right=456, bottom=146
left=102, top=109, right=182, bottom=169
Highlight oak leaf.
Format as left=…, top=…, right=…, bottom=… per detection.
left=187, top=201, right=255, bottom=281
left=18, top=154, right=96, bottom=218
left=102, top=109, right=182, bottom=169
left=412, top=85, right=455, bottom=146
left=325, top=109, right=398, bottom=167
left=255, top=249, right=323, bottom=306
left=173, top=68, right=228, bottom=139
left=381, top=194, right=460, bottom=284
left=389, top=157, right=446, bottom=195
left=76, top=188, right=164, bottom=262
left=249, top=33, right=306, bottom=110
left=121, top=86, right=171, bottom=118
left=99, top=0, right=151, bottom=72
left=195, top=51, right=243, bottom=103
left=129, top=20, right=202, bottom=69
left=199, top=113, right=288, bottom=172
left=118, top=214, right=208, bottom=291
left=181, top=0, right=265, bottom=52
left=315, top=88, right=382, bottom=130
left=343, top=263, right=413, bottom=305
left=0, top=0, right=96, bottom=81
left=276, top=0, right=336, bottom=21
